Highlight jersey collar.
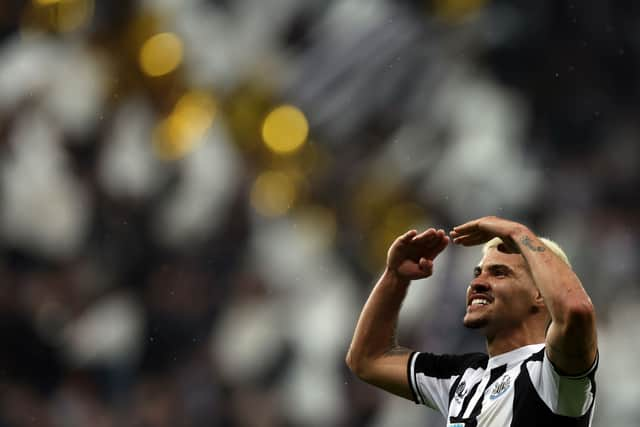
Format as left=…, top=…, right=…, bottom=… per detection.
left=487, top=343, right=545, bottom=370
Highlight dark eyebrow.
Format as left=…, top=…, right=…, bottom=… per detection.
left=474, top=264, right=515, bottom=277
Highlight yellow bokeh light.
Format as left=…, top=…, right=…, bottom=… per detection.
left=173, top=91, right=217, bottom=136
left=378, top=203, right=426, bottom=255
left=351, top=177, right=397, bottom=232
left=28, top=0, right=94, bottom=32
left=250, top=171, right=297, bottom=217
left=139, top=32, right=183, bottom=77
left=153, top=90, right=217, bottom=160
left=261, top=105, right=309, bottom=154
left=384, top=202, right=426, bottom=232
left=366, top=202, right=428, bottom=271
left=433, top=0, right=489, bottom=22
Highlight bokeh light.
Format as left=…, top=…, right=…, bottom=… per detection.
left=139, top=32, right=183, bottom=77
left=370, top=202, right=427, bottom=268
left=153, top=90, right=217, bottom=160
left=26, top=0, right=94, bottom=32
left=261, top=105, right=309, bottom=154
left=350, top=176, right=398, bottom=232
left=432, top=0, right=489, bottom=22
left=250, top=170, right=297, bottom=217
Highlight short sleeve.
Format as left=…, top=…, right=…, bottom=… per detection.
left=526, top=348, right=598, bottom=418
left=407, top=351, right=487, bottom=415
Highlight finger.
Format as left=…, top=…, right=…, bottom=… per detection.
left=452, top=219, right=481, bottom=234
left=419, top=257, right=433, bottom=268
left=414, top=235, right=447, bottom=254
left=418, top=257, right=433, bottom=274
left=453, top=232, right=491, bottom=246
left=400, top=229, right=418, bottom=242
left=452, top=233, right=482, bottom=245
left=411, top=228, right=436, bottom=241
left=414, top=228, right=448, bottom=242
left=429, top=230, right=449, bottom=247
left=432, top=235, right=450, bottom=255
left=411, top=230, right=440, bottom=248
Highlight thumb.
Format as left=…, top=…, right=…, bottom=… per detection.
left=419, top=257, right=433, bottom=274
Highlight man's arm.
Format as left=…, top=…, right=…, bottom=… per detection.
left=510, top=225, right=597, bottom=375
left=346, top=228, right=449, bottom=399
left=451, top=216, right=597, bottom=375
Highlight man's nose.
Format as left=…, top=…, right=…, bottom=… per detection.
left=469, top=279, right=491, bottom=293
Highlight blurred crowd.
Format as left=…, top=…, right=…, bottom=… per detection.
left=0, top=0, right=639, bottom=426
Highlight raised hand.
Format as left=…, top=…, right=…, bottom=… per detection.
left=449, top=216, right=526, bottom=253
left=387, top=228, right=450, bottom=281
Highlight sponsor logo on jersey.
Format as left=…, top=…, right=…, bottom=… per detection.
left=454, top=381, right=468, bottom=401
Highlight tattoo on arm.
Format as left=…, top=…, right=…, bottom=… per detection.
left=520, top=236, right=546, bottom=252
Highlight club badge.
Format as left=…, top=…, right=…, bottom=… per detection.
left=489, top=374, right=511, bottom=400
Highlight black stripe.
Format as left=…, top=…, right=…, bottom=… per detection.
left=449, top=364, right=508, bottom=426
left=414, top=352, right=487, bottom=379
left=448, top=375, right=463, bottom=405
left=456, top=380, right=481, bottom=418
left=467, top=364, right=508, bottom=422
left=529, top=348, right=545, bottom=362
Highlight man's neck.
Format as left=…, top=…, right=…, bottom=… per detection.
left=485, top=324, right=546, bottom=357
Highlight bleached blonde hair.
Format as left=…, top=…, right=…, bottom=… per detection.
left=482, top=237, right=572, bottom=268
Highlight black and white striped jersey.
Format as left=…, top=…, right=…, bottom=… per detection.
left=407, top=343, right=597, bottom=427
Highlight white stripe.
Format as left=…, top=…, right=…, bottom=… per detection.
left=409, top=352, right=423, bottom=404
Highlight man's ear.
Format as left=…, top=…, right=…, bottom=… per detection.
left=534, top=290, right=545, bottom=307
left=531, top=290, right=546, bottom=314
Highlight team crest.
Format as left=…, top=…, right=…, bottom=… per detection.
left=454, top=381, right=468, bottom=401
left=489, top=374, right=511, bottom=400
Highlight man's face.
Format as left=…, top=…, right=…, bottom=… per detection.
left=463, top=246, right=540, bottom=336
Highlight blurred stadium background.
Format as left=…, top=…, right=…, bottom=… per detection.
left=0, top=0, right=638, bottom=426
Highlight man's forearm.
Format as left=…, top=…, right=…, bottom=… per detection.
left=510, top=225, right=597, bottom=373
left=510, top=226, right=592, bottom=325
left=346, top=268, right=411, bottom=378
left=346, top=228, right=446, bottom=399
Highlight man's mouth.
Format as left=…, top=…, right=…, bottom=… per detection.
left=468, top=294, right=493, bottom=309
